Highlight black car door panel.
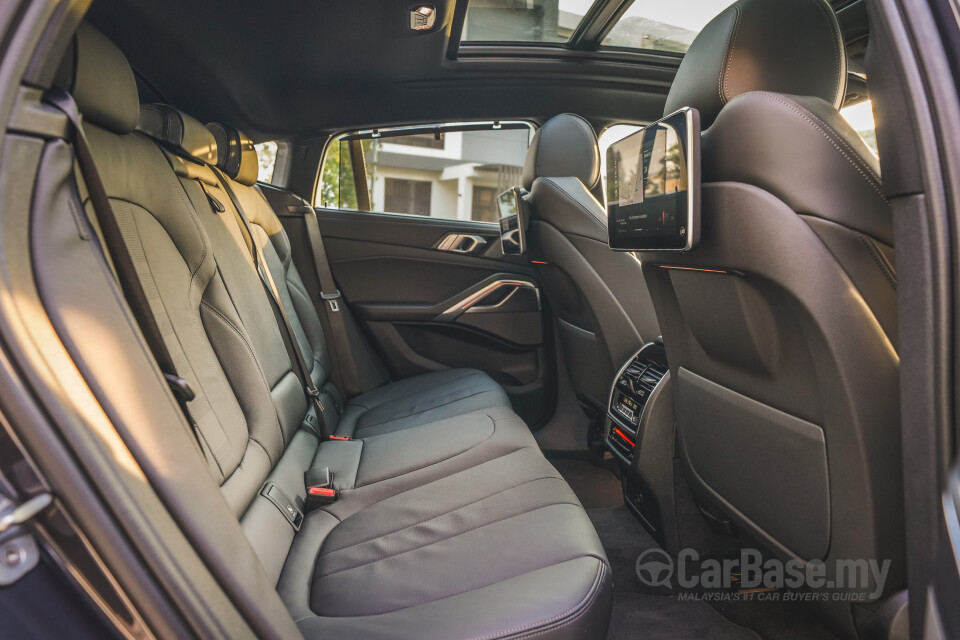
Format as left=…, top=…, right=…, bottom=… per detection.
left=285, top=207, right=555, bottom=428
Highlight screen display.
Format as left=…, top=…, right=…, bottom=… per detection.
left=498, top=188, right=526, bottom=255
left=607, top=108, right=700, bottom=251
left=498, top=188, right=519, bottom=218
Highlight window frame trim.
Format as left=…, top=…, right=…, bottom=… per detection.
left=314, top=119, right=537, bottom=219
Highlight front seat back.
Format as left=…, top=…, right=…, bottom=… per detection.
left=524, top=114, right=660, bottom=411
left=641, top=0, right=903, bottom=600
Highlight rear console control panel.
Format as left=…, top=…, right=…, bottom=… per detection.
left=606, top=346, right=667, bottom=462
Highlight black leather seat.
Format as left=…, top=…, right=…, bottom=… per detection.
left=639, top=0, right=904, bottom=608
left=48, top=23, right=614, bottom=639
left=523, top=114, right=660, bottom=410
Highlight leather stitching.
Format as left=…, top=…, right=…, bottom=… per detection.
left=313, top=501, right=585, bottom=581
left=321, top=474, right=568, bottom=556
left=200, top=299, right=284, bottom=457
left=354, top=388, right=500, bottom=434
left=116, top=199, right=229, bottom=477
left=571, top=114, right=601, bottom=188
left=476, top=562, right=607, bottom=640
left=351, top=412, right=505, bottom=485
left=807, top=0, right=843, bottom=105
left=858, top=234, right=897, bottom=289
left=538, top=177, right=605, bottom=226
left=789, top=97, right=882, bottom=185
left=720, top=5, right=743, bottom=105
left=742, top=92, right=887, bottom=202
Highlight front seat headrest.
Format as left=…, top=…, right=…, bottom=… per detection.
left=207, top=123, right=259, bottom=186
left=664, top=0, right=846, bottom=129
left=137, top=104, right=219, bottom=166
left=54, top=23, right=140, bottom=134
left=522, top=114, right=600, bottom=191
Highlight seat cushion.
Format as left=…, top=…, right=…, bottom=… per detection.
left=336, top=369, right=512, bottom=439
left=278, top=447, right=612, bottom=639
left=314, top=406, right=538, bottom=495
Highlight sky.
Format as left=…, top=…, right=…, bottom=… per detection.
left=560, top=0, right=735, bottom=31
left=839, top=100, right=876, bottom=132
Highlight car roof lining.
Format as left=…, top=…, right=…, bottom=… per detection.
left=84, top=0, right=869, bottom=143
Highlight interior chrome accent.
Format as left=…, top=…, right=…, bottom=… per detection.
left=437, top=279, right=539, bottom=320
left=437, top=233, right=487, bottom=254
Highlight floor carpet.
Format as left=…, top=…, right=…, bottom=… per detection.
left=575, top=497, right=846, bottom=639
left=549, top=457, right=623, bottom=509
left=606, top=592, right=761, bottom=640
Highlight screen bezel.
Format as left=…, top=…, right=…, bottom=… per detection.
left=606, top=107, right=701, bottom=252
left=498, top=187, right=527, bottom=255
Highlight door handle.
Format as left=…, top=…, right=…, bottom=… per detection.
left=437, top=233, right=488, bottom=254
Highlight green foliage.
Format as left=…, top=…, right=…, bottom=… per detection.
left=318, top=139, right=380, bottom=209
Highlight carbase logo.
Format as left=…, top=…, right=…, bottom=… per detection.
left=636, top=548, right=891, bottom=600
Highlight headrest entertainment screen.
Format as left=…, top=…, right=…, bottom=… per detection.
left=498, top=187, right=527, bottom=255
left=606, top=107, right=700, bottom=251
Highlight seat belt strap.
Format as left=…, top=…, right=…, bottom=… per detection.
left=301, top=208, right=362, bottom=398
left=211, top=169, right=331, bottom=440
left=45, top=89, right=203, bottom=449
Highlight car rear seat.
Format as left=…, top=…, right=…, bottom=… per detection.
left=203, top=122, right=516, bottom=440
left=52, top=23, right=612, bottom=639
left=133, top=103, right=542, bottom=498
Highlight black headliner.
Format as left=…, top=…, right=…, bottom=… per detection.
left=86, top=0, right=868, bottom=142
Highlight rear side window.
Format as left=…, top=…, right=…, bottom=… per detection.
left=839, top=99, right=878, bottom=158
left=316, top=124, right=534, bottom=222
left=255, top=141, right=278, bottom=183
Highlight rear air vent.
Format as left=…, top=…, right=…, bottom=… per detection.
left=607, top=352, right=668, bottom=462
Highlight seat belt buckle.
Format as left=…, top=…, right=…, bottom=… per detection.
left=306, top=486, right=338, bottom=508
left=321, top=290, right=341, bottom=313
left=304, top=467, right=338, bottom=509
left=329, top=435, right=350, bottom=441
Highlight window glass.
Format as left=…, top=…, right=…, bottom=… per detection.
left=462, top=0, right=594, bottom=45
left=601, top=0, right=734, bottom=52
left=254, top=141, right=278, bottom=183
left=461, top=0, right=733, bottom=53
left=385, top=178, right=432, bottom=216
left=840, top=99, right=879, bottom=158
left=317, top=124, right=533, bottom=222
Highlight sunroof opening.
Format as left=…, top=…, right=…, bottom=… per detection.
left=460, top=0, right=735, bottom=54
left=462, top=0, right=596, bottom=45
left=601, top=0, right=734, bottom=52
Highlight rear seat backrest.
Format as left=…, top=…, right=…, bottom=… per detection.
left=57, top=25, right=319, bottom=562
left=207, top=123, right=334, bottom=393
left=136, top=105, right=310, bottom=462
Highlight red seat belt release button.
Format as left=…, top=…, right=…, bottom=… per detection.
left=305, top=485, right=338, bottom=508
left=329, top=435, right=350, bottom=441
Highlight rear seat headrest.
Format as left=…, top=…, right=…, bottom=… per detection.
left=521, top=113, right=600, bottom=191
left=54, top=23, right=140, bottom=135
left=137, top=104, right=218, bottom=166
left=207, top=123, right=259, bottom=187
